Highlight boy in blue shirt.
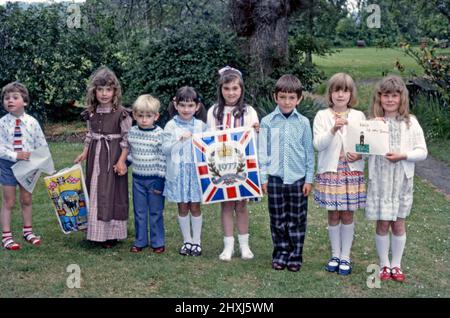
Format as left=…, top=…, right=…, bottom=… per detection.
left=258, top=74, right=315, bottom=272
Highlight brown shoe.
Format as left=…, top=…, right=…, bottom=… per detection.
left=152, top=246, right=165, bottom=254
left=130, top=245, right=143, bottom=253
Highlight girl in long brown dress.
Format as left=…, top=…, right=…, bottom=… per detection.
left=74, top=66, right=132, bottom=248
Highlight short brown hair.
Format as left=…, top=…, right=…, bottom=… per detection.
left=274, top=74, right=303, bottom=98
left=326, top=73, right=358, bottom=108
left=2, top=81, right=29, bottom=104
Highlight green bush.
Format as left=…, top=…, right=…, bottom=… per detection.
left=412, top=95, right=450, bottom=141
left=121, top=24, right=244, bottom=125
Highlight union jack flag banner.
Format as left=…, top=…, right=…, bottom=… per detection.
left=192, top=127, right=262, bottom=204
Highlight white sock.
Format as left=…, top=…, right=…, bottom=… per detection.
left=340, top=222, right=355, bottom=262
left=375, top=234, right=391, bottom=268
left=191, top=215, right=203, bottom=245
left=219, top=236, right=234, bottom=261
left=391, top=233, right=406, bottom=268
left=238, top=233, right=254, bottom=260
left=328, top=224, right=341, bottom=259
left=178, top=215, right=192, bottom=244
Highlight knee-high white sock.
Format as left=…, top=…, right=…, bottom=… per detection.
left=391, top=233, right=406, bottom=268
left=340, top=222, right=354, bottom=261
left=191, top=215, right=203, bottom=245
left=328, top=224, right=341, bottom=258
left=178, top=215, right=192, bottom=244
left=375, top=234, right=391, bottom=268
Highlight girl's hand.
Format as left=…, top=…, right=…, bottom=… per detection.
left=385, top=152, right=406, bottom=163
left=74, top=149, right=88, bottom=164
left=332, top=117, right=348, bottom=134
left=16, top=151, right=31, bottom=161
left=346, top=152, right=362, bottom=162
left=302, top=183, right=312, bottom=197
left=113, top=160, right=127, bottom=176
left=252, top=122, right=260, bottom=133
left=179, top=131, right=192, bottom=141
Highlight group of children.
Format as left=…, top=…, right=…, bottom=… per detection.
left=0, top=65, right=427, bottom=283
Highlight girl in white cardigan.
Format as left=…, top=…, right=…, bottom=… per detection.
left=313, top=73, right=366, bottom=276
left=366, top=75, right=427, bottom=282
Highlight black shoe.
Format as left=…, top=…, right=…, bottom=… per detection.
left=190, top=244, right=202, bottom=256
left=287, top=264, right=301, bottom=272
left=272, top=262, right=286, bottom=270
left=179, top=242, right=192, bottom=256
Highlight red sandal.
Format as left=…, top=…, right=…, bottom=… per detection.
left=2, top=237, right=21, bottom=250
left=23, top=233, right=41, bottom=246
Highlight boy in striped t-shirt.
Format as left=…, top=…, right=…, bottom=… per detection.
left=127, top=94, right=166, bottom=253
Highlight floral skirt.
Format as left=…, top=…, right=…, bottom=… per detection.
left=314, top=159, right=366, bottom=211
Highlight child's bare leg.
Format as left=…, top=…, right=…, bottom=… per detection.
left=178, top=203, right=190, bottom=217
left=1, top=186, right=16, bottom=232
left=19, top=186, right=32, bottom=227
left=328, top=211, right=340, bottom=226
left=219, top=201, right=235, bottom=261
left=1, top=186, right=21, bottom=249
left=190, top=202, right=201, bottom=217
left=236, top=200, right=253, bottom=259
left=375, top=220, right=392, bottom=268
left=221, top=201, right=235, bottom=236
left=235, top=201, right=248, bottom=235
left=390, top=218, right=406, bottom=270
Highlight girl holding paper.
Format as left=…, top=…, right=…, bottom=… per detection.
left=366, top=75, right=427, bottom=282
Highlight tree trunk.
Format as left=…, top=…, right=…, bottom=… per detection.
left=231, top=0, right=297, bottom=80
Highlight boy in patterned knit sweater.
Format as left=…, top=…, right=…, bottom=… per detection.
left=127, top=94, right=166, bottom=253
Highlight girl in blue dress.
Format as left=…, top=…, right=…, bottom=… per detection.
left=162, top=86, right=207, bottom=256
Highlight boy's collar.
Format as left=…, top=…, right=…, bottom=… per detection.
left=138, top=125, right=157, bottom=131
left=275, top=105, right=299, bottom=117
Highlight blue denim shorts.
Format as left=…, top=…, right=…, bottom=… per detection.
left=0, top=159, right=18, bottom=186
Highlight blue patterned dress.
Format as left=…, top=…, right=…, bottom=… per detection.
left=162, top=116, right=207, bottom=203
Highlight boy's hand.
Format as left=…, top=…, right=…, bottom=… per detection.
left=16, top=151, right=31, bottom=161
left=346, top=152, right=362, bottom=162
left=262, top=183, right=268, bottom=194
left=252, top=122, right=260, bottom=133
left=302, top=183, right=312, bottom=197
left=385, top=152, right=406, bottom=163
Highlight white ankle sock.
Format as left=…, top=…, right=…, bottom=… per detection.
left=238, top=233, right=254, bottom=260
left=328, top=223, right=341, bottom=258
left=391, top=233, right=406, bottom=268
left=375, top=234, right=391, bottom=268
left=340, top=222, right=355, bottom=262
left=219, top=236, right=234, bottom=261
left=191, top=215, right=203, bottom=245
left=178, top=215, right=192, bottom=243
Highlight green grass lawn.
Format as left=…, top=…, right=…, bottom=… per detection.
left=1, top=142, right=449, bottom=298
left=314, top=47, right=450, bottom=81
left=428, top=139, right=450, bottom=167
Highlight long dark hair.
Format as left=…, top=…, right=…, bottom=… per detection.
left=213, top=69, right=246, bottom=124
left=168, top=86, right=207, bottom=122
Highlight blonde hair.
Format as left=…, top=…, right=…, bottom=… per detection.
left=326, top=73, right=358, bottom=108
left=133, top=94, right=160, bottom=114
left=85, top=66, right=122, bottom=112
left=370, top=75, right=410, bottom=125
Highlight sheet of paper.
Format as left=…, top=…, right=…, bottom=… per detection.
left=11, top=146, right=55, bottom=193
left=343, top=120, right=389, bottom=155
